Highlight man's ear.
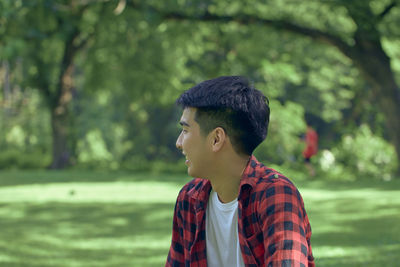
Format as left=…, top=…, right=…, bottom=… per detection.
left=209, top=127, right=226, bottom=152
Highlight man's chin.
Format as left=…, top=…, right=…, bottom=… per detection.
left=187, top=167, right=198, bottom=178
left=187, top=169, right=207, bottom=180
left=187, top=169, right=194, bottom=177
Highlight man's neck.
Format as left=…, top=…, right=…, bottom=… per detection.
left=210, top=155, right=250, bottom=203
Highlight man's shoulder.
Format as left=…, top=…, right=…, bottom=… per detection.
left=248, top=159, right=298, bottom=191
left=247, top=162, right=304, bottom=206
left=256, top=170, right=296, bottom=190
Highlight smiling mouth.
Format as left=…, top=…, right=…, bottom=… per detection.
left=183, top=153, right=189, bottom=165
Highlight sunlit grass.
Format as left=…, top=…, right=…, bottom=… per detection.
left=0, top=170, right=184, bottom=267
left=0, top=182, right=179, bottom=203
left=0, top=170, right=399, bottom=266
left=301, top=180, right=400, bottom=266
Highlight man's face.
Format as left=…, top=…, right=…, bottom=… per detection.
left=176, top=108, right=212, bottom=178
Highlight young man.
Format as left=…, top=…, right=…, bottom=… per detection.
left=166, top=76, right=314, bottom=267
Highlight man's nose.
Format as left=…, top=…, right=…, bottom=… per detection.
left=176, top=132, right=182, bottom=150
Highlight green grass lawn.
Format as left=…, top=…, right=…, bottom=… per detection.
left=0, top=170, right=399, bottom=266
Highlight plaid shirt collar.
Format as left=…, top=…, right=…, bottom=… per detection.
left=185, top=155, right=260, bottom=204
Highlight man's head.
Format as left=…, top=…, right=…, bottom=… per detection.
left=176, top=76, right=270, bottom=156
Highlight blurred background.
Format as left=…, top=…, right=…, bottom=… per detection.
left=0, top=0, right=399, bottom=266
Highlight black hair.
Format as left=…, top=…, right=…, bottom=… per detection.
left=176, top=76, right=270, bottom=155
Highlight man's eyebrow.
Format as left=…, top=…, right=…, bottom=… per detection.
left=179, top=121, right=190, bottom=127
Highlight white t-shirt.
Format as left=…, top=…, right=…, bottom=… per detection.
left=206, top=190, right=245, bottom=267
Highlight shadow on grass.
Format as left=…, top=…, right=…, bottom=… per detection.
left=0, top=169, right=189, bottom=187
left=0, top=201, right=175, bottom=266
left=314, top=214, right=400, bottom=267
left=298, top=176, right=400, bottom=192
left=309, top=195, right=400, bottom=267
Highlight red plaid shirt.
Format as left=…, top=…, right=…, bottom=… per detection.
left=166, top=155, right=315, bottom=267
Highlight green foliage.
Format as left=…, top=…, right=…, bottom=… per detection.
left=0, top=89, right=51, bottom=169
left=382, top=37, right=400, bottom=84
left=1, top=0, right=400, bottom=175
left=254, top=100, right=305, bottom=164
left=0, top=149, right=51, bottom=169
left=120, top=158, right=187, bottom=174
left=321, top=125, right=398, bottom=180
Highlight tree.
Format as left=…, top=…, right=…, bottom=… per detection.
left=2, top=0, right=398, bottom=173
left=129, top=0, right=400, bottom=169
left=1, top=0, right=195, bottom=169
left=1, top=0, right=114, bottom=168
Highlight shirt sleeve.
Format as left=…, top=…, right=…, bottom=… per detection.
left=166, top=198, right=185, bottom=267
left=259, top=181, right=314, bottom=267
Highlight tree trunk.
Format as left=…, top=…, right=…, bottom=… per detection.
left=2, top=60, right=11, bottom=116
left=2, top=61, right=11, bottom=103
left=46, top=14, right=85, bottom=169
left=49, top=61, right=75, bottom=169
left=50, top=108, right=71, bottom=169
left=351, top=38, right=400, bottom=166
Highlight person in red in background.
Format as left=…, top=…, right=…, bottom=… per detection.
left=303, top=123, right=318, bottom=176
